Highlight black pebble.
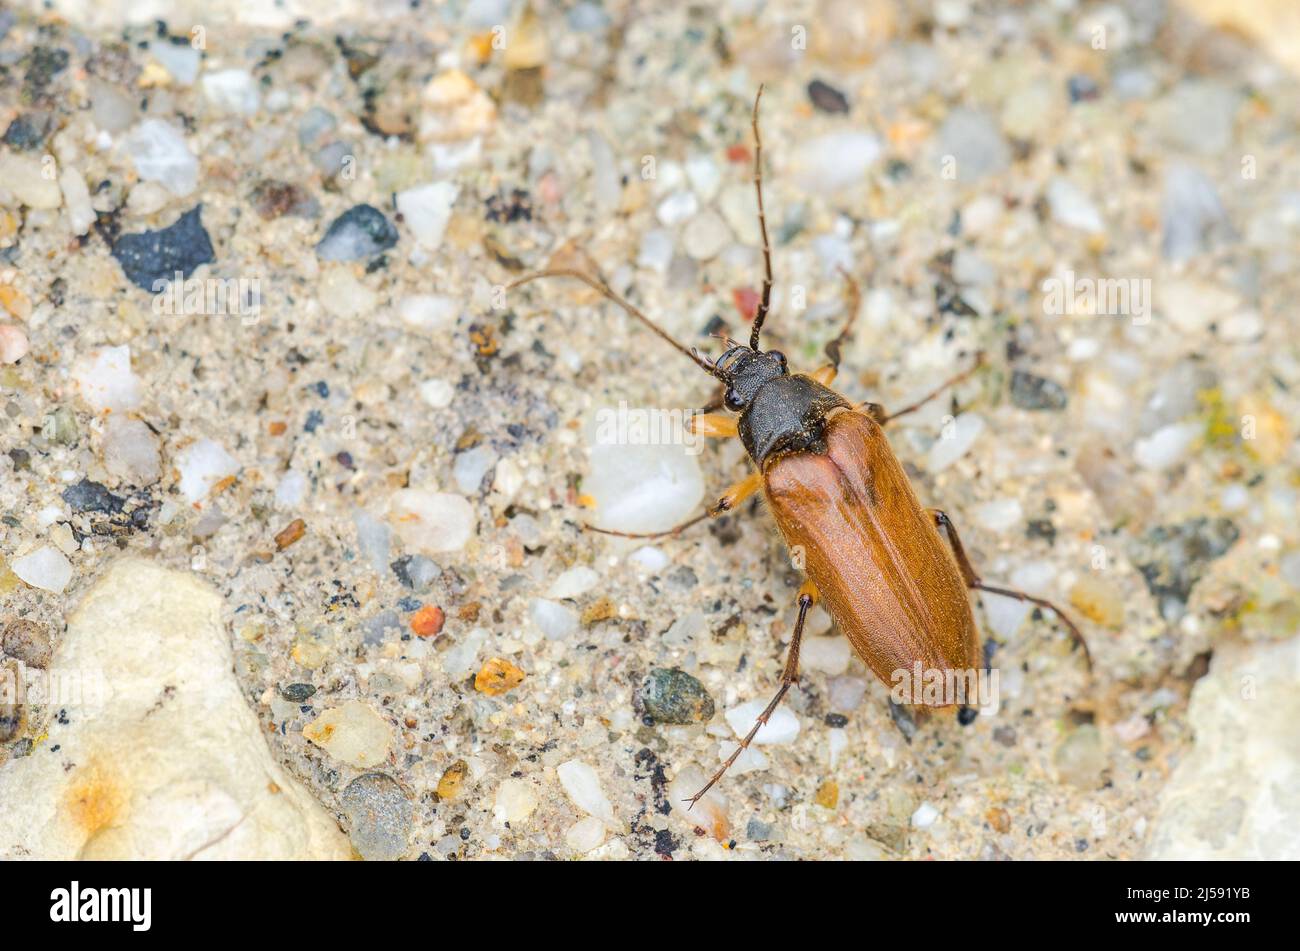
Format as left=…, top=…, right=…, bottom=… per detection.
left=111, top=206, right=216, bottom=292
left=62, top=477, right=126, bottom=515
left=807, top=79, right=850, bottom=114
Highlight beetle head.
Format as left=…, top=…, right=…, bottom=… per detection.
left=715, top=345, right=788, bottom=411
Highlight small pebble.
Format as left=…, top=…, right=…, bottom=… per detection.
left=122, top=119, right=198, bottom=196
left=396, top=182, right=458, bottom=251
left=409, top=605, right=445, bottom=638
left=1010, top=370, right=1068, bottom=411
left=556, top=760, right=616, bottom=826
left=71, top=345, right=142, bottom=413
left=201, top=69, right=260, bottom=115
left=474, top=657, right=525, bottom=695
left=2, top=618, right=51, bottom=668
left=274, top=518, right=306, bottom=550
left=493, top=777, right=538, bottom=825
left=176, top=438, right=239, bottom=503
left=387, top=489, right=476, bottom=554
left=302, top=700, right=393, bottom=767
left=341, top=772, right=413, bottom=862
left=637, top=668, right=714, bottom=724
left=0, top=325, right=28, bottom=364
left=11, top=546, right=73, bottom=594
left=807, top=79, right=850, bottom=114
left=316, top=204, right=399, bottom=261
left=111, top=206, right=215, bottom=291
left=529, top=598, right=579, bottom=640
left=1046, top=178, right=1104, bottom=233
left=927, top=413, right=986, bottom=472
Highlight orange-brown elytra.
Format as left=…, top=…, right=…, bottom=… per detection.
left=507, top=85, right=1091, bottom=807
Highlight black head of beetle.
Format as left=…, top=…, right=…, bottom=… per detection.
left=712, top=345, right=849, bottom=467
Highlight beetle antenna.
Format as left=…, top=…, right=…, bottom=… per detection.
left=748, top=84, right=774, bottom=352
left=508, top=269, right=726, bottom=381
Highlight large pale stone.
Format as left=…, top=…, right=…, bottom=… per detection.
left=0, top=558, right=350, bottom=860
left=1144, top=635, right=1300, bottom=859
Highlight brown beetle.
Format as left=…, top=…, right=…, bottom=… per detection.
left=509, top=87, right=1090, bottom=805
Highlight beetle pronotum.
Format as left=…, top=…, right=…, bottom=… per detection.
left=509, top=86, right=1091, bottom=806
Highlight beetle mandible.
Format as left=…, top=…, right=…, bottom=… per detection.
left=508, top=86, right=1091, bottom=807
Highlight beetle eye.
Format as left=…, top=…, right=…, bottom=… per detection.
left=724, top=388, right=745, bottom=411
left=769, top=350, right=787, bottom=371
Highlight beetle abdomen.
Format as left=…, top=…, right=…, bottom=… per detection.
left=763, top=411, right=981, bottom=703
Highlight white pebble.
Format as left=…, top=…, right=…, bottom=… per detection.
left=911, top=802, right=940, bottom=828
left=636, top=229, right=674, bottom=272
left=980, top=589, right=1032, bottom=640
left=176, top=438, right=239, bottom=503
left=685, top=155, right=722, bottom=201
left=791, top=131, right=882, bottom=196
left=59, top=166, right=96, bottom=236
left=396, top=182, right=459, bottom=250
left=584, top=424, right=704, bottom=535
left=419, top=379, right=455, bottom=409
left=629, top=546, right=669, bottom=571
left=274, top=469, right=308, bottom=508
left=1047, top=177, right=1104, bottom=233
left=1134, top=421, right=1200, bottom=471
left=123, top=119, right=198, bottom=197
left=398, top=294, right=458, bottom=332
left=656, top=190, right=698, bottom=226
left=564, top=817, right=606, bottom=852
left=800, top=636, right=852, bottom=675
left=102, top=415, right=161, bottom=485
left=927, top=413, right=986, bottom=472
left=547, top=566, right=600, bottom=599
left=530, top=598, right=579, bottom=640
left=12, top=545, right=73, bottom=594
left=971, top=498, right=1023, bottom=534
left=725, top=700, right=800, bottom=745
left=201, top=69, right=261, bottom=115
left=318, top=268, right=376, bottom=319
left=388, top=489, right=476, bottom=554
left=71, top=345, right=143, bottom=413
left=493, top=777, right=538, bottom=825
left=682, top=210, right=732, bottom=260
left=0, top=325, right=28, bottom=364
left=148, top=40, right=201, bottom=85
left=303, top=701, right=393, bottom=768
left=556, top=760, right=616, bottom=825
left=0, top=153, right=61, bottom=209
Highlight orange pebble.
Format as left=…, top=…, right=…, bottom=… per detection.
left=410, top=605, right=446, bottom=638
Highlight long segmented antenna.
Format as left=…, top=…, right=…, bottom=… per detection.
left=748, top=84, right=774, bottom=352
left=507, top=269, right=725, bottom=381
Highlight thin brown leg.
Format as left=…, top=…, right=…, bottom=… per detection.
left=686, top=591, right=813, bottom=808
left=822, top=266, right=862, bottom=374
left=586, top=471, right=762, bottom=540
left=862, top=353, right=986, bottom=426
left=748, top=85, right=774, bottom=350
left=931, top=509, right=1092, bottom=671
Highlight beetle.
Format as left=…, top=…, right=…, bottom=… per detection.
left=508, top=86, right=1090, bottom=806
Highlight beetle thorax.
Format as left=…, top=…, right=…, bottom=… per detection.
left=738, top=374, right=850, bottom=466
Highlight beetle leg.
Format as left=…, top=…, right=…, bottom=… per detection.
left=931, top=509, right=1093, bottom=671
left=822, top=266, right=864, bottom=378
left=686, top=591, right=813, bottom=808
left=860, top=353, right=986, bottom=426
left=687, top=413, right=738, bottom=438
left=809, top=364, right=837, bottom=386
left=585, top=471, right=762, bottom=540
